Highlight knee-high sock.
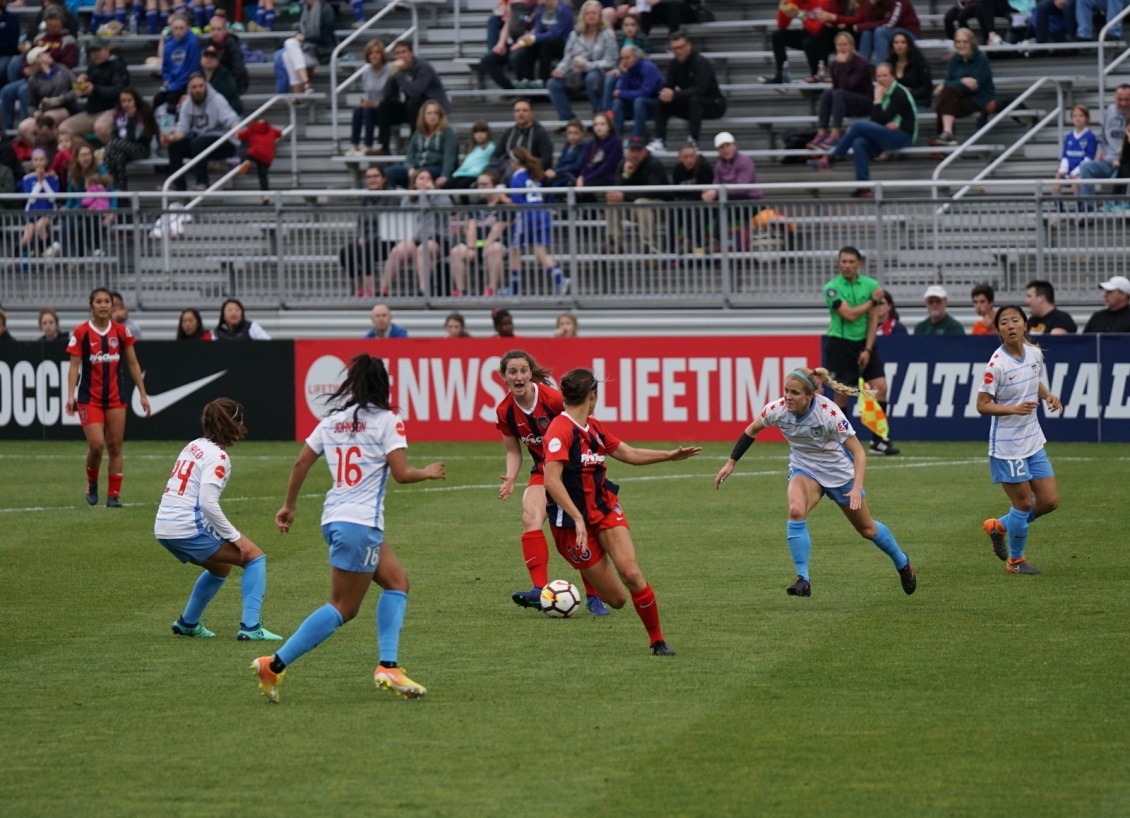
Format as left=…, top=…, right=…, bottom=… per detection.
left=264, top=9, right=276, bottom=29
left=86, top=465, right=99, bottom=485
left=520, top=530, right=549, bottom=588
left=581, top=576, right=598, bottom=598
left=377, top=589, right=407, bottom=665
left=239, top=555, right=267, bottom=630
left=631, top=584, right=663, bottom=644
left=182, top=570, right=226, bottom=624
left=114, top=6, right=127, bottom=24
left=1004, top=507, right=1030, bottom=560
left=351, top=0, right=364, bottom=21
left=787, top=519, right=811, bottom=580
left=146, top=9, right=159, bottom=34
left=869, top=520, right=908, bottom=570
left=193, top=5, right=206, bottom=28
left=108, top=473, right=123, bottom=497
left=276, top=603, right=344, bottom=667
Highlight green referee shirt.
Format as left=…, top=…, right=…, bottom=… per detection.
left=823, top=273, right=879, bottom=341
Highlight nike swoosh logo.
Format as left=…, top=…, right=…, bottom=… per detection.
left=134, top=371, right=228, bottom=416
left=1008, top=375, right=1018, bottom=381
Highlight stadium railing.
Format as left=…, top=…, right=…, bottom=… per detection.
left=2, top=179, right=1126, bottom=310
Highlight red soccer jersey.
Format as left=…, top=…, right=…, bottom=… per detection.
left=495, top=383, right=565, bottom=477
left=542, top=413, right=622, bottom=529
left=66, top=320, right=136, bottom=408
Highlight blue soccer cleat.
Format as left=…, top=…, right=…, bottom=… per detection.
left=511, top=587, right=542, bottom=609
left=586, top=595, right=610, bottom=617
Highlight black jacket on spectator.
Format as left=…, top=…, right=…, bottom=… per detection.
left=618, top=152, right=671, bottom=200
left=205, top=64, right=243, bottom=115
left=895, top=59, right=932, bottom=107
left=493, top=121, right=555, bottom=172
left=664, top=50, right=726, bottom=112
left=85, top=54, right=131, bottom=115
left=383, top=55, right=451, bottom=113
left=672, top=155, right=712, bottom=197
left=202, top=34, right=249, bottom=93
left=0, top=10, right=19, bottom=58
left=872, top=83, right=917, bottom=139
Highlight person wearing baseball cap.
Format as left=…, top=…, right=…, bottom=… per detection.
left=1082, top=276, right=1130, bottom=333
left=604, top=132, right=670, bottom=254
left=702, top=130, right=761, bottom=203
left=914, top=284, right=965, bottom=335
left=59, top=36, right=130, bottom=145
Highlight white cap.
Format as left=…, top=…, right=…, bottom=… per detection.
left=714, top=131, right=735, bottom=148
left=26, top=46, right=47, bottom=66
left=1099, top=275, right=1130, bottom=295
left=923, top=285, right=948, bottom=300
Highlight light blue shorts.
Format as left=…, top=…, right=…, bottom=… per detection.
left=989, top=449, right=1054, bottom=484
left=158, top=532, right=225, bottom=565
left=322, top=521, right=383, bottom=573
left=788, top=466, right=865, bottom=507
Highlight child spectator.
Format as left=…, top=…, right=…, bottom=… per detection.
left=492, top=307, right=516, bottom=337
left=507, top=147, right=569, bottom=296
left=1052, top=104, right=1097, bottom=202
left=575, top=111, right=621, bottom=192
left=47, top=127, right=72, bottom=179
left=555, top=311, right=578, bottom=336
left=970, top=283, right=996, bottom=335
left=238, top=117, right=283, bottom=205
left=548, top=119, right=586, bottom=187
left=448, top=121, right=496, bottom=190
left=20, top=148, right=59, bottom=257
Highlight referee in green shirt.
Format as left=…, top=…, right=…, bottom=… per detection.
left=822, top=246, right=900, bottom=455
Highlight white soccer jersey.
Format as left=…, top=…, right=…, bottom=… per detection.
left=306, top=405, right=408, bottom=529
left=978, top=344, right=1047, bottom=459
left=154, top=437, right=238, bottom=541
left=761, top=396, right=857, bottom=488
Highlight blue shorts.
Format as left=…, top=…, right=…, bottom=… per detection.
left=512, top=211, right=551, bottom=249
left=158, top=532, right=225, bottom=564
left=788, top=466, right=865, bottom=507
left=322, top=521, right=383, bottom=573
left=989, top=449, right=1054, bottom=484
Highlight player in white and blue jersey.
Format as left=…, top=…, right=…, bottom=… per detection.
left=715, top=366, right=916, bottom=598
left=252, top=354, right=445, bottom=703
left=977, top=305, right=1063, bottom=575
left=154, top=398, right=282, bottom=642
left=506, top=147, right=570, bottom=296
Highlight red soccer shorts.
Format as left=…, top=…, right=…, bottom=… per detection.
left=77, top=403, right=104, bottom=427
left=527, top=472, right=544, bottom=488
left=550, top=504, right=629, bottom=570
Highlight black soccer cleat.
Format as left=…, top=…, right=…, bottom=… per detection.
left=870, top=439, right=901, bottom=456
left=786, top=576, right=812, bottom=597
left=85, top=483, right=98, bottom=506
left=106, top=496, right=122, bottom=508
left=650, top=640, right=676, bottom=656
left=511, top=587, right=542, bottom=609
left=899, top=558, right=917, bottom=595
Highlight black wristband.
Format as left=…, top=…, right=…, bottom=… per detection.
left=729, top=432, right=756, bottom=462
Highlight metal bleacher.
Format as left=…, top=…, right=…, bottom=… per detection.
left=2, top=0, right=1129, bottom=325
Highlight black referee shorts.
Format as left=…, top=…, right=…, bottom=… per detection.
left=824, top=336, right=886, bottom=384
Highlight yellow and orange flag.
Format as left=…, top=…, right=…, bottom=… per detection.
left=857, top=379, right=889, bottom=439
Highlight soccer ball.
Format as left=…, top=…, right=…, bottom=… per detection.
left=540, top=579, right=581, bottom=618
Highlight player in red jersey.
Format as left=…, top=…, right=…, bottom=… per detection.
left=495, top=350, right=608, bottom=616
left=65, top=287, right=151, bottom=508
left=542, top=367, right=702, bottom=656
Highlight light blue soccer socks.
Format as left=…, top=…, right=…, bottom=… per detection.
left=240, top=555, right=267, bottom=630
left=182, top=570, right=227, bottom=625
left=276, top=604, right=345, bottom=667
left=1003, top=507, right=1030, bottom=560
left=869, top=520, right=909, bottom=571
left=787, top=520, right=811, bottom=580
left=377, top=590, right=408, bottom=665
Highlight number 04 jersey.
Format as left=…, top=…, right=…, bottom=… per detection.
left=154, top=437, right=239, bottom=542
left=306, top=406, right=408, bottom=530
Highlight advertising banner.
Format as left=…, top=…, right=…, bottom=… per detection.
left=868, top=334, right=1130, bottom=442
left=0, top=341, right=295, bottom=440
left=294, top=337, right=822, bottom=442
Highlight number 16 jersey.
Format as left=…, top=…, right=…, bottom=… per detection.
left=306, top=405, right=408, bottom=530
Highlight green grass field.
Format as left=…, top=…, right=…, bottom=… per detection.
left=1, top=439, right=1128, bottom=818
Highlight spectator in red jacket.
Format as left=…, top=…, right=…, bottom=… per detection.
left=761, top=0, right=841, bottom=84
left=237, top=118, right=282, bottom=204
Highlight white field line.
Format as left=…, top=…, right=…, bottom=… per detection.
left=0, top=456, right=1102, bottom=514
